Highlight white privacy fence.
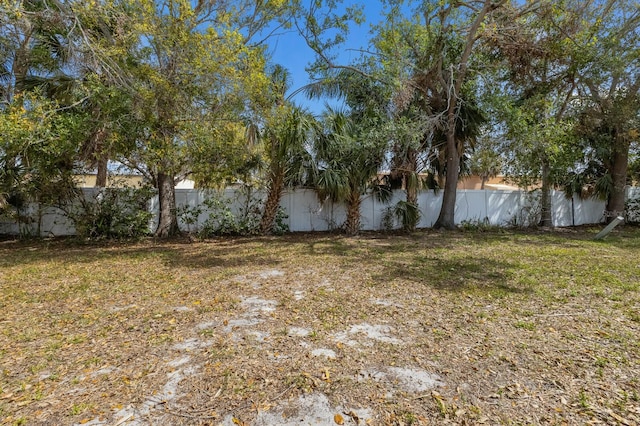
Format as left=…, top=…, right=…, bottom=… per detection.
left=2, top=187, right=637, bottom=237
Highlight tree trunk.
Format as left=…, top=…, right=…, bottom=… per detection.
left=539, top=158, right=553, bottom=227
left=95, top=155, right=108, bottom=188
left=260, top=172, right=284, bottom=234
left=405, top=177, right=419, bottom=232
left=344, top=189, right=362, bottom=236
left=434, top=131, right=460, bottom=229
left=403, top=148, right=420, bottom=232
left=480, top=175, right=487, bottom=190
left=606, top=135, right=630, bottom=222
left=155, top=171, right=179, bottom=238
left=432, top=0, right=494, bottom=230
left=92, top=126, right=109, bottom=188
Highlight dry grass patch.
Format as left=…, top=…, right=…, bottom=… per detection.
left=1, top=228, right=639, bottom=425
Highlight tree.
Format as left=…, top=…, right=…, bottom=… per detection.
left=0, top=0, right=90, bottom=222
left=259, top=105, right=316, bottom=234
left=303, top=61, right=399, bottom=233
left=364, top=0, right=508, bottom=229
left=470, top=135, right=502, bottom=190
left=313, top=109, right=388, bottom=235
left=571, top=1, right=640, bottom=219
left=101, top=0, right=289, bottom=238
left=487, top=0, right=639, bottom=224
left=256, top=65, right=316, bottom=235
left=260, top=106, right=316, bottom=234
left=482, top=1, right=593, bottom=226
left=0, top=92, right=88, bottom=233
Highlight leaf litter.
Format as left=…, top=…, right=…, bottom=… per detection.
left=1, top=229, right=640, bottom=425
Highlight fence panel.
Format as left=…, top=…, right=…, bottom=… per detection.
left=454, top=191, right=487, bottom=224
left=0, top=187, right=633, bottom=236
left=485, top=191, right=524, bottom=226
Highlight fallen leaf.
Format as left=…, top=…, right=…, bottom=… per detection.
left=334, top=413, right=344, bottom=425
left=322, top=368, right=331, bottom=382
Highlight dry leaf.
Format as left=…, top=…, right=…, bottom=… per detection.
left=322, top=368, right=331, bottom=381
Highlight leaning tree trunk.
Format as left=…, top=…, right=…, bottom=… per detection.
left=155, top=171, right=179, bottom=238
left=606, top=135, right=630, bottom=222
left=434, top=130, right=460, bottom=230
left=344, top=189, right=362, bottom=236
left=260, top=172, right=284, bottom=234
left=539, top=158, right=553, bottom=227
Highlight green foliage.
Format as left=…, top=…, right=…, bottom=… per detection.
left=470, top=135, right=503, bottom=188
left=270, top=207, right=290, bottom=236
left=68, top=186, right=154, bottom=239
left=0, top=92, right=87, bottom=224
left=313, top=109, right=388, bottom=234
left=460, top=218, right=499, bottom=233
left=381, top=200, right=420, bottom=232
left=263, top=104, right=317, bottom=188
left=200, top=196, right=248, bottom=237
left=625, top=196, right=640, bottom=225
left=176, top=204, right=203, bottom=234
left=198, top=190, right=289, bottom=237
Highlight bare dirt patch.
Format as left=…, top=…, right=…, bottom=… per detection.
left=1, top=229, right=640, bottom=425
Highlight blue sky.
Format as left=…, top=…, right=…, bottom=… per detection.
left=264, top=2, right=387, bottom=114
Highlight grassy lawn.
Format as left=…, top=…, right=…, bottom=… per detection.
left=1, top=228, right=639, bottom=425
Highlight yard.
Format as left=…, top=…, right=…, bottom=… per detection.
left=1, top=228, right=639, bottom=425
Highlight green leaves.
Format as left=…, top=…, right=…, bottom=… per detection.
left=0, top=92, right=87, bottom=217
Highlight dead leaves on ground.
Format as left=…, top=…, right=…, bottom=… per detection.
left=1, top=231, right=640, bottom=425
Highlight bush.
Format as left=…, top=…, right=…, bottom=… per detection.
left=176, top=204, right=203, bottom=234
left=625, top=196, right=640, bottom=225
left=69, top=186, right=154, bottom=239
left=179, top=189, right=289, bottom=237
left=380, top=200, right=420, bottom=232
left=198, top=190, right=266, bottom=237
left=460, top=218, right=501, bottom=232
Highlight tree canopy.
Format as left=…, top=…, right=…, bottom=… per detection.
left=1, top=0, right=639, bottom=236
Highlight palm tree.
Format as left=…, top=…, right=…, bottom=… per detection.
left=259, top=105, right=316, bottom=234
left=314, top=110, right=387, bottom=235
left=259, top=65, right=316, bottom=234
left=1, top=0, right=81, bottom=213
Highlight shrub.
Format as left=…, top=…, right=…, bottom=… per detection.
left=69, top=186, right=154, bottom=239
left=197, top=189, right=280, bottom=237
left=625, top=196, right=640, bottom=225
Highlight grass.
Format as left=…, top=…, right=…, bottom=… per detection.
left=1, top=227, right=639, bottom=425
